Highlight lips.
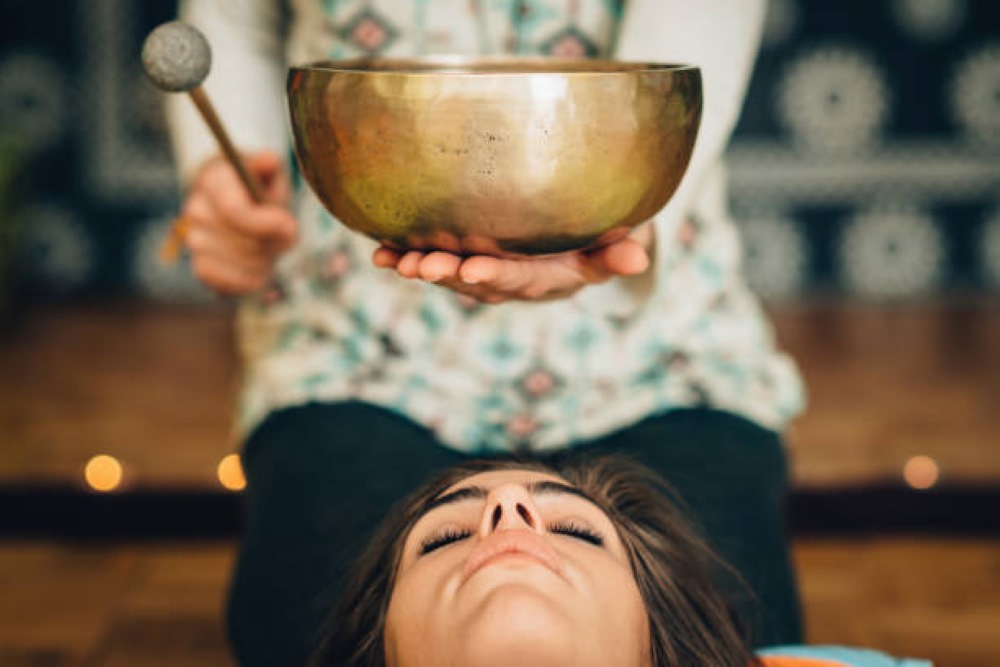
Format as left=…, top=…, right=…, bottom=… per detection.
left=461, top=530, right=564, bottom=584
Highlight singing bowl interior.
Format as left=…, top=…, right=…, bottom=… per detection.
left=287, top=57, right=702, bottom=256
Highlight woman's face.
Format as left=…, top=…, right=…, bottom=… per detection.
left=384, top=469, right=651, bottom=667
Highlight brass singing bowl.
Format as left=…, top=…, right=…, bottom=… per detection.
left=287, top=57, right=702, bottom=256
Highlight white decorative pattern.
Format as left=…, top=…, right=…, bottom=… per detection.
left=79, top=0, right=178, bottom=203
left=950, top=42, right=1000, bottom=147
left=982, top=207, right=1000, bottom=287
left=19, top=204, right=95, bottom=290
left=778, top=46, right=891, bottom=154
left=0, top=52, right=68, bottom=155
left=840, top=204, right=944, bottom=298
left=737, top=213, right=808, bottom=299
left=727, top=141, right=999, bottom=205
left=892, top=0, right=967, bottom=42
left=132, top=216, right=215, bottom=302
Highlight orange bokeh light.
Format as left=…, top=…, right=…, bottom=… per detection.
left=217, top=454, right=246, bottom=492
left=903, top=455, right=940, bottom=490
left=84, top=455, right=123, bottom=492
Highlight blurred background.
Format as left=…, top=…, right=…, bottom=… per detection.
left=0, top=0, right=997, bottom=665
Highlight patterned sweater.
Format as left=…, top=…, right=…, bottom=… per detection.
left=171, top=0, right=805, bottom=452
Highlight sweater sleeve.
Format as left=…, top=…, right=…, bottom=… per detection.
left=614, top=0, right=766, bottom=248
left=166, top=0, right=290, bottom=185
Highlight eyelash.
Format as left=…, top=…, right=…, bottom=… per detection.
left=549, top=521, right=605, bottom=547
left=418, top=521, right=604, bottom=555
left=420, top=527, right=473, bottom=555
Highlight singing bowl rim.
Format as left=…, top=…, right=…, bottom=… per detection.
left=289, top=56, right=700, bottom=77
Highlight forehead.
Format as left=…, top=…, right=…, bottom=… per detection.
left=441, top=469, right=569, bottom=495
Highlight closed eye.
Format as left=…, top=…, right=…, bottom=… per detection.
left=548, top=520, right=604, bottom=547
left=419, top=527, right=473, bottom=555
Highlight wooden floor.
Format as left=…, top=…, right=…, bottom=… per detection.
left=1, top=297, right=998, bottom=665
left=774, top=299, right=1000, bottom=488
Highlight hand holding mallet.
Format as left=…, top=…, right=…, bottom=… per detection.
left=142, top=21, right=265, bottom=262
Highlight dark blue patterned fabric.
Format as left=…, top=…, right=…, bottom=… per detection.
left=0, top=0, right=996, bottom=302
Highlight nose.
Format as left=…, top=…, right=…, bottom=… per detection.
left=479, top=483, right=545, bottom=536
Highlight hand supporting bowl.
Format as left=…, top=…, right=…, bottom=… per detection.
left=287, top=57, right=701, bottom=257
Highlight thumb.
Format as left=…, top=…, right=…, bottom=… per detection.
left=246, top=151, right=291, bottom=206
left=246, top=150, right=284, bottom=176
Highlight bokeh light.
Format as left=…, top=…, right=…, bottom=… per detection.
left=84, top=455, right=123, bottom=492
left=903, top=455, right=940, bottom=490
left=217, top=453, right=246, bottom=492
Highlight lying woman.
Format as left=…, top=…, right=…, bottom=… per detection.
left=314, top=456, right=930, bottom=667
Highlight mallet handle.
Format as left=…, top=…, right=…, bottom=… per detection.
left=189, top=86, right=265, bottom=204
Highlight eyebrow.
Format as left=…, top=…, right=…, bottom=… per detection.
left=417, top=480, right=599, bottom=522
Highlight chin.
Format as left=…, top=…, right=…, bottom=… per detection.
left=455, top=584, right=577, bottom=667
left=457, top=631, right=572, bottom=667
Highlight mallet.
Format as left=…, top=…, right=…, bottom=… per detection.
left=141, top=21, right=264, bottom=261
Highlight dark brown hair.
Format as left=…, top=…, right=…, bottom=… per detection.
left=312, top=455, right=757, bottom=667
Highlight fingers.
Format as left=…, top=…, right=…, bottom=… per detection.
left=179, top=151, right=299, bottom=296
left=384, top=249, right=473, bottom=284
left=196, top=162, right=297, bottom=249
left=417, top=252, right=462, bottom=283
left=372, top=246, right=401, bottom=269
left=377, top=249, right=584, bottom=303
left=372, top=232, right=652, bottom=304
left=458, top=256, right=538, bottom=294
left=417, top=252, right=463, bottom=282
left=234, top=206, right=298, bottom=252
left=587, top=237, right=650, bottom=276
left=184, top=221, right=274, bottom=272
left=395, top=251, right=424, bottom=279
left=183, top=192, right=296, bottom=257
left=245, top=151, right=283, bottom=181
left=190, top=254, right=272, bottom=296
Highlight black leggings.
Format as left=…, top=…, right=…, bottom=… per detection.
left=228, top=402, right=803, bottom=666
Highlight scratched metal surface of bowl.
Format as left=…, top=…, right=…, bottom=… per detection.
left=287, top=57, right=701, bottom=256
